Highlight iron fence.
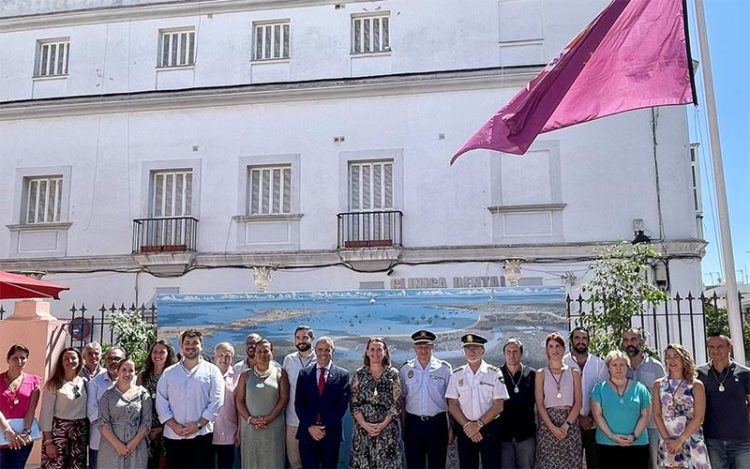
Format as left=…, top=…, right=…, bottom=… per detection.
left=567, top=291, right=746, bottom=364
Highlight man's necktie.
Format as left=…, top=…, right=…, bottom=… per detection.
left=318, top=367, right=326, bottom=395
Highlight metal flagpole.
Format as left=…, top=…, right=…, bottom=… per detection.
left=694, top=0, right=745, bottom=363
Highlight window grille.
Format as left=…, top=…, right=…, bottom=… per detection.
left=159, top=30, right=196, bottom=67
left=150, top=170, right=193, bottom=217
left=24, top=176, right=63, bottom=224
left=352, top=15, right=390, bottom=54
left=349, top=160, right=393, bottom=211
left=248, top=165, right=292, bottom=215
left=254, top=22, right=290, bottom=60
left=36, top=40, right=70, bottom=77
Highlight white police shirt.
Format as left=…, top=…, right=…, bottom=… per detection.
left=445, top=360, right=509, bottom=421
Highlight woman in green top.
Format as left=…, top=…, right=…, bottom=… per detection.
left=590, top=350, right=652, bottom=469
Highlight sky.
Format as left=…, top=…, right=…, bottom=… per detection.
left=691, top=0, right=750, bottom=286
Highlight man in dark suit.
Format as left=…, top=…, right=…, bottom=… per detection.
left=295, top=336, right=351, bottom=469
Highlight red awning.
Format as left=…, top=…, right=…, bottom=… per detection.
left=0, top=271, right=69, bottom=300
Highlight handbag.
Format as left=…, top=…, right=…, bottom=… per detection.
left=0, top=418, right=42, bottom=446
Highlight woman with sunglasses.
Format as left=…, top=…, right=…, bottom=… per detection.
left=0, top=344, right=42, bottom=469
left=40, top=347, right=88, bottom=469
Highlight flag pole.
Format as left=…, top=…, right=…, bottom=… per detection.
left=694, top=0, right=745, bottom=364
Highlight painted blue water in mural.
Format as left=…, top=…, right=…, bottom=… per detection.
left=156, top=286, right=568, bottom=370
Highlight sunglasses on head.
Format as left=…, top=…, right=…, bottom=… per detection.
left=73, top=384, right=81, bottom=399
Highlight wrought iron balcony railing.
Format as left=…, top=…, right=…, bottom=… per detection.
left=337, top=210, right=403, bottom=249
left=132, top=216, right=198, bottom=253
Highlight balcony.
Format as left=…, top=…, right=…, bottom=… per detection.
left=132, top=216, right=198, bottom=253
left=337, top=210, right=403, bottom=249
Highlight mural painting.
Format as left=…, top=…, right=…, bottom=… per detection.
left=156, top=286, right=569, bottom=467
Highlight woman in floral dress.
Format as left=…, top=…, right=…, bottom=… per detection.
left=652, top=343, right=710, bottom=469
left=349, top=337, right=402, bottom=469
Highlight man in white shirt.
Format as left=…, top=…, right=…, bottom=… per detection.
left=86, top=346, right=124, bottom=469
left=156, top=329, right=225, bottom=469
left=564, top=327, right=607, bottom=469
left=446, top=333, right=509, bottom=468
left=282, top=325, right=316, bottom=469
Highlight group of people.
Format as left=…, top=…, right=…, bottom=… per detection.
left=0, top=326, right=747, bottom=469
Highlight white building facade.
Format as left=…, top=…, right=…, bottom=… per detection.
left=0, top=1, right=705, bottom=320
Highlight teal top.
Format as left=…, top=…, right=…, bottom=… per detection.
left=590, top=379, right=651, bottom=446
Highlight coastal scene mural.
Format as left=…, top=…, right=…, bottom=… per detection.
left=156, top=286, right=569, bottom=370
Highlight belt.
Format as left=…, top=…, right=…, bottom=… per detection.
left=407, top=412, right=446, bottom=422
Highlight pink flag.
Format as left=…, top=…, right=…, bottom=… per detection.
left=451, top=0, right=695, bottom=163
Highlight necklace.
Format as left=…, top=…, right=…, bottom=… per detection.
left=610, top=379, right=628, bottom=404
left=548, top=366, right=564, bottom=399
left=710, top=365, right=730, bottom=392
left=297, top=353, right=315, bottom=369
left=507, top=365, right=523, bottom=393
left=669, top=378, right=685, bottom=403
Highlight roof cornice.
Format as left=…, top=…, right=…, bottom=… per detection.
left=0, top=0, right=377, bottom=32
left=0, top=66, right=538, bottom=120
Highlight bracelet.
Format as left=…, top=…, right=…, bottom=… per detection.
left=477, top=419, right=485, bottom=428
left=631, top=433, right=638, bottom=440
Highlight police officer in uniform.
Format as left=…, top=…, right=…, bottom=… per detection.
left=446, top=333, right=509, bottom=469
left=399, top=330, right=452, bottom=468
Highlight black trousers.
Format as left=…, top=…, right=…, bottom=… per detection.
left=598, top=444, right=649, bottom=469
left=582, top=428, right=601, bottom=469
left=212, top=443, right=236, bottom=469
left=404, top=412, right=449, bottom=468
left=164, top=433, right=213, bottom=469
left=299, top=433, right=342, bottom=469
left=454, top=418, right=501, bottom=469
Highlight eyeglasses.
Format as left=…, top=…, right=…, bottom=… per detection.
left=72, top=385, right=81, bottom=399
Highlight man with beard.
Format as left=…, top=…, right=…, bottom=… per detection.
left=399, top=330, right=452, bottom=468
left=446, top=333, right=508, bottom=468
left=563, top=327, right=607, bottom=469
left=233, top=333, right=262, bottom=374
left=156, top=329, right=225, bottom=468
left=282, top=325, right=317, bottom=469
left=621, top=328, right=664, bottom=469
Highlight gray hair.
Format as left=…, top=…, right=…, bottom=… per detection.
left=315, top=336, right=335, bottom=349
left=214, top=342, right=235, bottom=355
left=84, top=342, right=102, bottom=352
left=604, top=350, right=631, bottom=367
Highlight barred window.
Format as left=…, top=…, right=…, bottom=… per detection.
left=35, top=39, right=70, bottom=77
left=352, top=14, right=390, bottom=54
left=349, top=160, right=393, bottom=211
left=150, top=170, right=193, bottom=217
left=248, top=165, right=292, bottom=215
left=24, top=176, right=63, bottom=224
left=253, top=22, right=290, bottom=60
left=159, top=29, right=196, bottom=67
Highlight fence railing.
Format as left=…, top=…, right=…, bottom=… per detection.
left=567, top=291, right=745, bottom=364
left=132, top=216, right=198, bottom=253
left=337, top=210, right=403, bottom=248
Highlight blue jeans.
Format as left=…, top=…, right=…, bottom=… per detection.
left=500, top=437, right=536, bottom=469
left=706, top=438, right=750, bottom=469
left=0, top=443, right=34, bottom=469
